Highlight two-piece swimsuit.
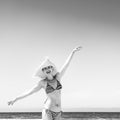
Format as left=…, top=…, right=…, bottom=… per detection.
left=43, top=75, right=62, bottom=120
left=45, top=78, right=62, bottom=94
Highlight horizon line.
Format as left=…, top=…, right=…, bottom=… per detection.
left=1, top=108, right=120, bottom=112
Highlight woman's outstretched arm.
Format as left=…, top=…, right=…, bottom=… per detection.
left=8, top=80, right=44, bottom=106
left=58, top=46, right=82, bottom=79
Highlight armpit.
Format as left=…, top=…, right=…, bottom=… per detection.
left=55, top=72, right=61, bottom=81
left=40, top=79, right=47, bottom=88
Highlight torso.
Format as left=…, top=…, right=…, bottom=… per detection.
left=42, top=74, right=62, bottom=112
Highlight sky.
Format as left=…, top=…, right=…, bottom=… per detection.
left=0, top=0, right=120, bottom=112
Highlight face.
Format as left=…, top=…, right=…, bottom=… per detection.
left=42, top=66, right=54, bottom=75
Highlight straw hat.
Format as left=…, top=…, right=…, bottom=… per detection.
left=33, top=57, right=58, bottom=79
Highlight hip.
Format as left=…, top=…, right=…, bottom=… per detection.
left=44, top=103, right=61, bottom=112
left=42, top=108, right=62, bottom=120
left=44, top=98, right=61, bottom=112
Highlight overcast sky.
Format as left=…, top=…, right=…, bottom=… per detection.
left=0, top=0, right=120, bottom=112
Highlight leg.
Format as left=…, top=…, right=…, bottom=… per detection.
left=42, top=109, right=53, bottom=120
left=53, top=111, right=61, bottom=120
left=49, top=110, right=61, bottom=120
left=42, top=109, right=62, bottom=120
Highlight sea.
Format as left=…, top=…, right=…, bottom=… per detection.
left=0, top=112, right=120, bottom=120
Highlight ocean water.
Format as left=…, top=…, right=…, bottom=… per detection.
left=0, top=112, right=120, bottom=120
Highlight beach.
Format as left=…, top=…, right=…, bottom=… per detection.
left=2, top=118, right=120, bottom=120
left=1, top=112, right=120, bottom=120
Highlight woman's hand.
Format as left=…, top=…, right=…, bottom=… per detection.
left=72, top=46, right=82, bottom=53
left=8, top=99, right=16, bottom=106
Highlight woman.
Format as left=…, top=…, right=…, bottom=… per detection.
left=8, top=46, right=82, bottom=120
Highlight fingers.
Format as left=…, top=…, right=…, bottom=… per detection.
left=8, top=101, right=14, bottom=106
left=73, top=46, right=82, bottom=52
left=8, top=101, right=11, bottom=106
left=76, top=46, right=82, bottom=50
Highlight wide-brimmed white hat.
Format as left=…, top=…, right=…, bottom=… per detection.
left=33, top=57, right=58, bottom=79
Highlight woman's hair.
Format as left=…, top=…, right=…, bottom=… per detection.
left=33, top=57, right=58, bottom=79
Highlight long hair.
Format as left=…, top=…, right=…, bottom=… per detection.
left=33, top=57, right=58, bottom=79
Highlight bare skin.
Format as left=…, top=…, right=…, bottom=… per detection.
left=8, top=46, right=82, bottom=112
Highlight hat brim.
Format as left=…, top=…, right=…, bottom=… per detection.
left=33, top=58, right=58, bottom=79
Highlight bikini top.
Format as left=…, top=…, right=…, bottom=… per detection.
left=45, top=76, right=62, bottom=94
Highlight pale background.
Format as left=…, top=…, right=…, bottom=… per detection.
left=0, top=0, right=120, bottom=112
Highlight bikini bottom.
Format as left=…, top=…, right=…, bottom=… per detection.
left=42, top=109, right=62, bottom=120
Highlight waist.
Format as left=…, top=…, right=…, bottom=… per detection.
left=44, top=98, right=61, bottom=112
left=44, top=106, right=62, bottom=112
left=46, top=91, right=61, bottom=100
left=45, top=98, right=61, bottom=105
left=43, top=108, right=62, bottom=114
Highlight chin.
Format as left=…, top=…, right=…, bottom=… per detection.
left=46, top=74, right=53, bottom=80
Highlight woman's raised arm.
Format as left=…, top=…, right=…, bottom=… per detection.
left=8, top=80, right=44, bottom=106
left=58, top=46, right=82, bottom=79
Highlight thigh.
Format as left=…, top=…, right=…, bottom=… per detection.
left=42, top=109, right=53, bottom=120
left=49, top=110, right=61, bottom=120
left=42, top=109, right=62, bottom=120
left=54, top=111, right=61, bottom=120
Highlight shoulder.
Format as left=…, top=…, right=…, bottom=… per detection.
left=37, top=79, right=46, bottom=88
left=37, top=79, right=47, bottom=88
left=55, top=72, right=61, bottom=81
